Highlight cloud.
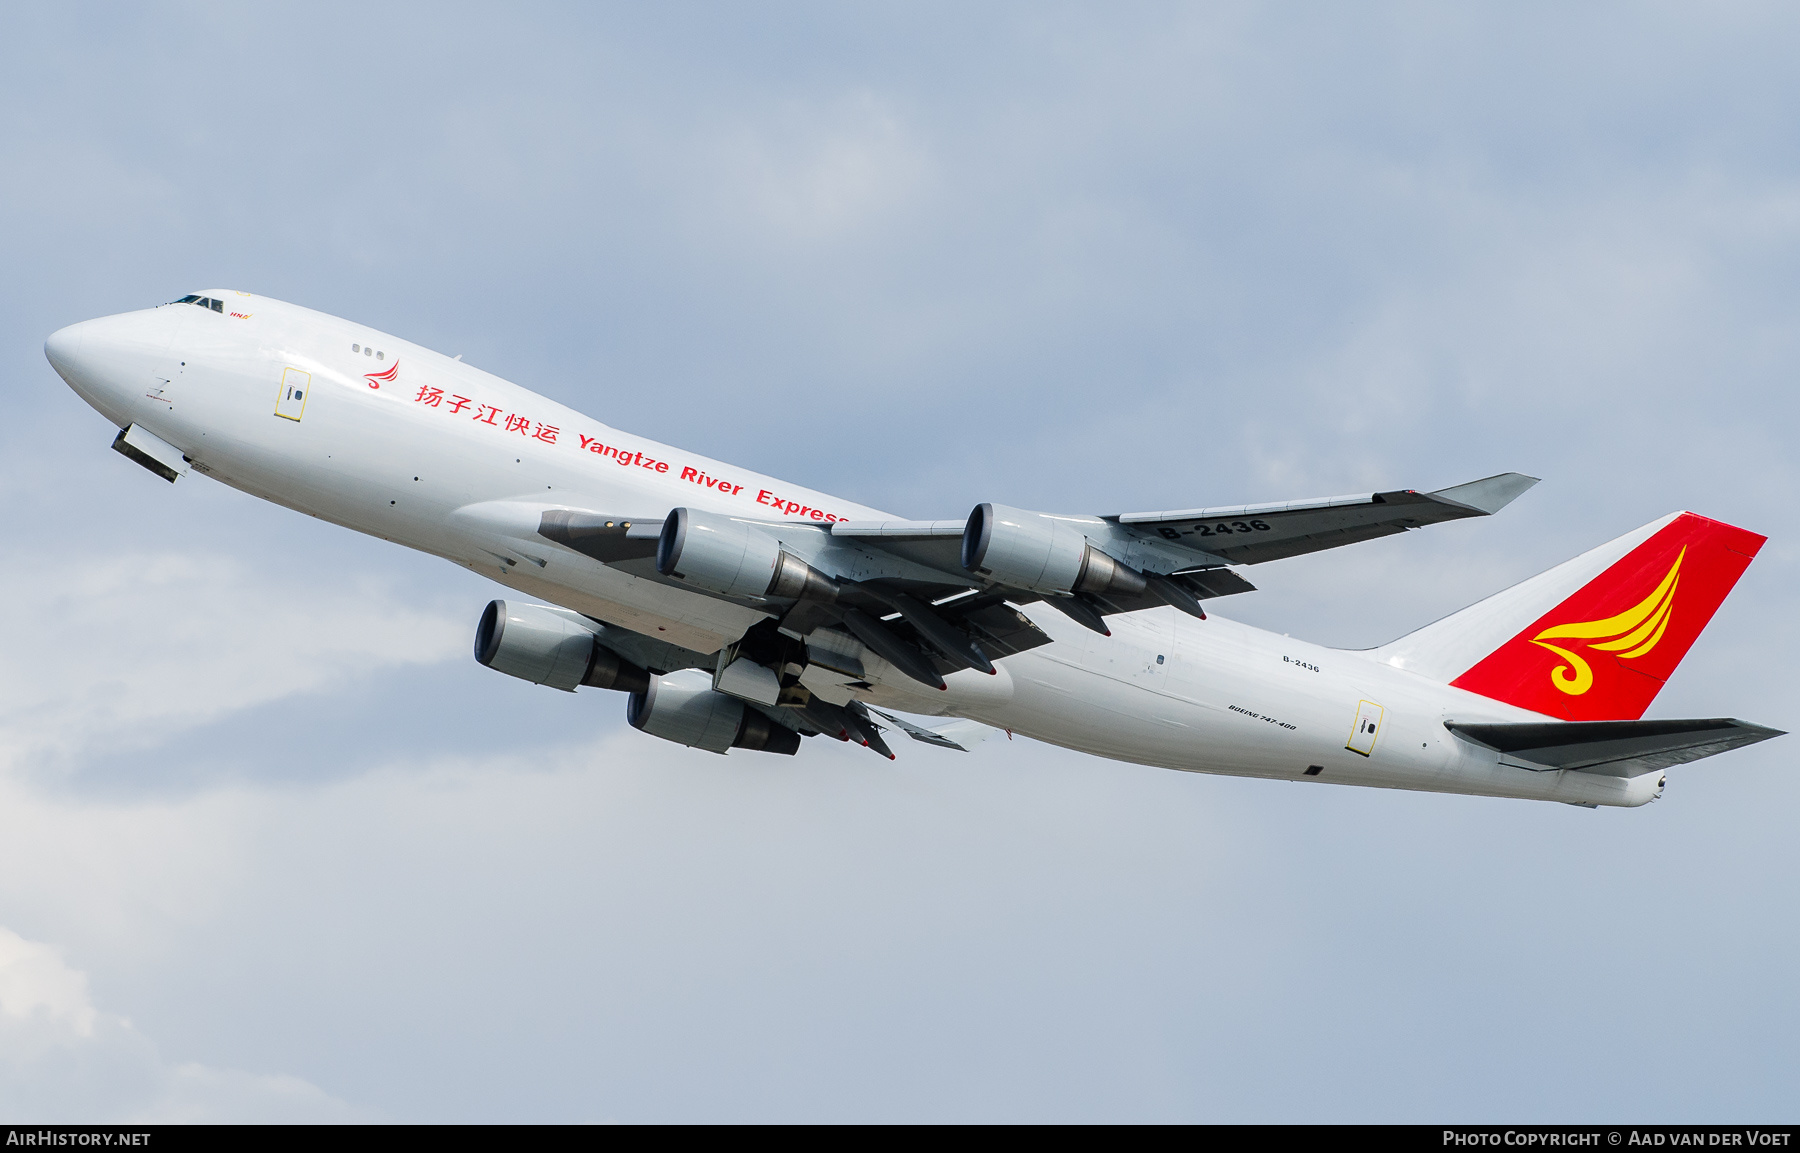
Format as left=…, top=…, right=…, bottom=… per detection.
left=0, top=926, right=366, bottom=1123
left=701, top=93, right=934, bottom=245
left=0, top=549, right=464, bottom=775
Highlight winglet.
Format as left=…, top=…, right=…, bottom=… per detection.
left=1427, top=472, right=1539, bottom=516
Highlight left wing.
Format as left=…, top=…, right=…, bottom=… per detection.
left=1115, top=472, right=1540, bottom=565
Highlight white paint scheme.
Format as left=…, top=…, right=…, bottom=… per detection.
left=44, top=293, right=1680, bottom=807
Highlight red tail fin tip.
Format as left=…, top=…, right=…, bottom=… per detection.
left=1449, top=513, right=1765, bottom=720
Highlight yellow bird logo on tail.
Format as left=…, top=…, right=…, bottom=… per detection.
left=1532, top=548, right=1683, bottom=696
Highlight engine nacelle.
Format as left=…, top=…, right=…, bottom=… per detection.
left=626, top=669, right=801, bottom=755
left=961, top=503, right=1146, bottom=599
left=474, top=600, right=649, bottom=693
left=656, top=507, right=838, bottom=601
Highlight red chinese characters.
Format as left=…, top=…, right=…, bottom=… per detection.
left=407, top=377, right=570, bottom=457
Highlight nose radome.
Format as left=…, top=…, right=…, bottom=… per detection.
left=44, top=322, right=88, bottom=376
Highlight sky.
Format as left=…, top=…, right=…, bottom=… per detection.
left=1, top=1, right=1797, bottom=1122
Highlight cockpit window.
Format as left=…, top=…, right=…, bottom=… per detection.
left=166, top=295, right=225, bottom=312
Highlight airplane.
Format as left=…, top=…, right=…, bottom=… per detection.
left=42, top=290, right=1782, bottom=808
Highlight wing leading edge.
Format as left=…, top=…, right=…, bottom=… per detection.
left=1115, top=472, right=1540, bottom=566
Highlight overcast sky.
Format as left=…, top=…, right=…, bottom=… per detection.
left=2, top=2, right=1796, bottom=1122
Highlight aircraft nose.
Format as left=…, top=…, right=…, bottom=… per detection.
left=44, top=321, right=89, bottom=377
left=44, top=310, right=171, bottom=421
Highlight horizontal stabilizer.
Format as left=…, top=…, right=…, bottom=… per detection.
left=1445, top=717, right=1783, bottom=778
left=868, top=708, right=996, bottom=752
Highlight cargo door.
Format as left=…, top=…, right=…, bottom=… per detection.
left=275, top=367, right=311, bottom=422
left=1346, top=699, right=1385, bottom=757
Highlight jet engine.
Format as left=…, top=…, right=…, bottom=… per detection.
left=961, top=503, right=1146, bottom=599
left=474, top=600, right=649, bottom=693
left=656, top=507, right=837, bottom=601
left=626, top=669, right=801, bottom=755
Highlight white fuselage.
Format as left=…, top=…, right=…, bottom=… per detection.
left=46, top=293, right=1660, bottom=807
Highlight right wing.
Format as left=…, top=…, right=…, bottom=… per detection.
left=513, top=473, right=1536, bottom=708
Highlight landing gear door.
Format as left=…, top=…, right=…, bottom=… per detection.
left=1346, top=699, right=1385, bottom=757
left=275, top=367, right=311, bottom=422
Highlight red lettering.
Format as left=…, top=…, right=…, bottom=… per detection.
left=581, top=435, right=597, bottom=451
left=810, top=508, right=824, bottom=520
left=731, top=484, right=744, bottom=495
left=655, top=461, right=668, bottom=473
left=414, top=386, right=443, bottom=407
left=681, top=466, right=697, bottom=481
left=446, top=394, right=471, bottom=414
left=534, top=423, right=558, bottom=444
left=503, top=413, right=531, bottom=435
left=756, top=490, right=773, bottom=505
left=473, top=404, right=501, bottom=426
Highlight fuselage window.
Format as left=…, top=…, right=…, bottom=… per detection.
left=352, top=343, right=360, bottom=353
left=376, top=351, right=384, bottom=360
left=365, top=346, right=373, bottom=356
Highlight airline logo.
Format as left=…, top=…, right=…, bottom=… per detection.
left=1451, top=513, right=1764, bottom=721
left=1531, top=548, right=1681, bottom=696
left=366, top=361, right=399, bottom=389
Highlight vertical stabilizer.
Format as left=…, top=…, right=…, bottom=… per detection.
left=1376, top=513, right=1765, bottom=720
